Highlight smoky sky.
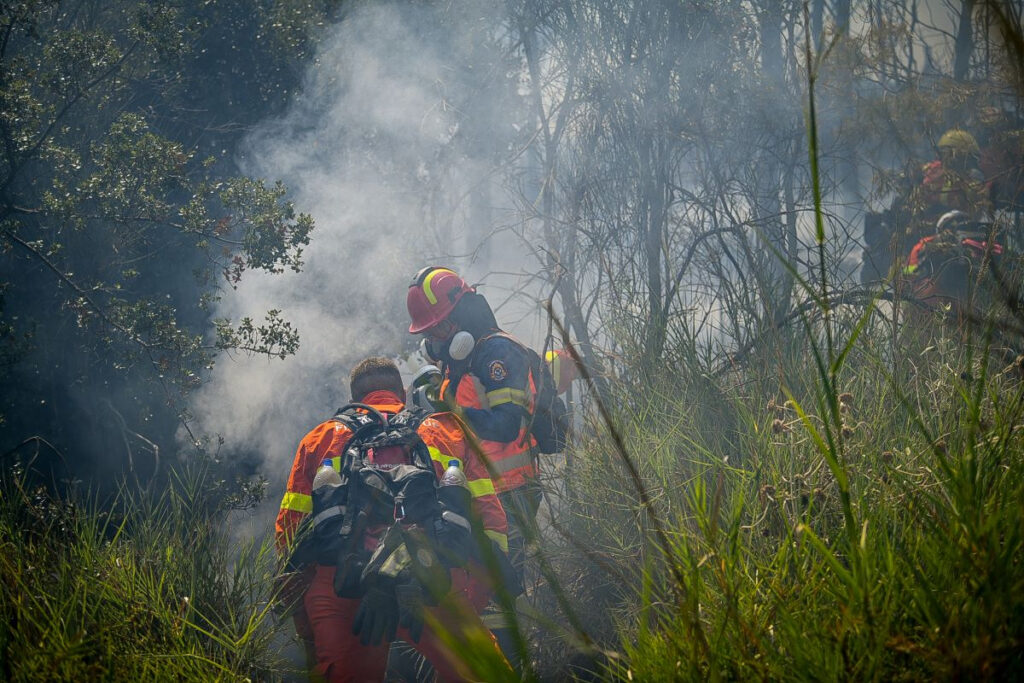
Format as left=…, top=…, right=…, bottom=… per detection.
left=188, top=2, right=538, bottom=531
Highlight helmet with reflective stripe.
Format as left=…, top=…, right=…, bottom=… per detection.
left=937, top=129, right=979, bottom=156
left=407, top=267, right=474, bottom=334
left=936, top=210, right=971, bottom=233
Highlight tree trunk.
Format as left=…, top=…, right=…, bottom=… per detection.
left=954, top=0, right=976, bottom=81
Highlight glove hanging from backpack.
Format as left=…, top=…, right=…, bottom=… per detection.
left=352, top=521, right=452, bottom=646
left=351, top=585, right=398, bottom=646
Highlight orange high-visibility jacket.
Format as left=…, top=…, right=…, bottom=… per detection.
left=918, top=160, right=989, bottom=216
left=275, top=389, right=508, bottom=555
left=443, top=333, right=539, bottom=493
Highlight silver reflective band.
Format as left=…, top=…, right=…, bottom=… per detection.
left=441, top=510, right=471, bottom=532
left=492, top=451, right=534, bottom=474
left=312, top=505, right=345, bottom=528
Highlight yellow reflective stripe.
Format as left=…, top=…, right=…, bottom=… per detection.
left=280, top=491, right=313, bottom=514
left=467, top=476, right=496, bottom=498
left=485, top=387, right=529, bottom=408
left=422, top=268, right=456, bottom=305
left=485, top=528, right=509, bottom=552
left=428, top=445, right=462, bottom=471
left=429, top=446, right=497, bottom=497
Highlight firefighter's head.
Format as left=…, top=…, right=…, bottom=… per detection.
left=937, top=129, right=980, bottom=171
left=407, top=266, right=501, bottom=364
left=350, top=356, right=404, bottom=401
left=407, top=267, right=473, bottom=339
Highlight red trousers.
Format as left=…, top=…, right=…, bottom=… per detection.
left=303, top=564, right=503, bottom=682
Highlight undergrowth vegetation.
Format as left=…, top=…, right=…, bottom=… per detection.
left=543, top=309, right=1024, bottom=680
left=0, top=466, right=288, bottom=681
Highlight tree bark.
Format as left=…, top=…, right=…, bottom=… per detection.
left=954, top=0, right=976, bottom=81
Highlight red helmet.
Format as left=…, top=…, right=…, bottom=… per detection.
left=407, top=267, right=473, bottom=334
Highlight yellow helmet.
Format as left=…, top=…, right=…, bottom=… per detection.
left=937, top=129, right=980, bottom=155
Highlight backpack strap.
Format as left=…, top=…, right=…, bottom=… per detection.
left=328, top=403, right=388, bottom=538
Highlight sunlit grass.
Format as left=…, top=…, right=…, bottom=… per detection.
left=0, top=464, right=291, bottom=681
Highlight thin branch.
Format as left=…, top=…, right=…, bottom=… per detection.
left=1, top=435, right=68, bottom=466
left=3, top=227, right=153, bottom=349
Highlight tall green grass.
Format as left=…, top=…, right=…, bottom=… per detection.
left=544, top=302, right=1024, bottom=680
left=523, top=25, right=1024, bottom=682
left=0, top=463, right=290, bottom=681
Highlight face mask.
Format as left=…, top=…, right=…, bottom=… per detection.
left=447, top=331, right=475, bottom=360
left=419, top=331, right=475, bottom=364
left=420, top=337, right=444, bottom=363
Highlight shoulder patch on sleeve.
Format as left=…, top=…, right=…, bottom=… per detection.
left=488, top=359, right=508, bottom=382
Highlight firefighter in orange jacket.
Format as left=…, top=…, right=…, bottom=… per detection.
left=910, top=129, right=991, bottom=227
left=275, top=357, right=508, bottom=682
left=406, top=267, right=545, bottom=670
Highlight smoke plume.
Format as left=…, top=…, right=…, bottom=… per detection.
left=188, top=2, right=532, bottom=530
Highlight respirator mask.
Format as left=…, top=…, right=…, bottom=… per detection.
left=419, top=330, right=475, bottom=364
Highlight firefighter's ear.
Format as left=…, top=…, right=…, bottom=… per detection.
left=448, top=331, right=475, bottom=361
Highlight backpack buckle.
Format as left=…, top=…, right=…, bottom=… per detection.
left=394, top=501, right=406, bottom=522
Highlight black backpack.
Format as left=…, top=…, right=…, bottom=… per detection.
left=292, top=403, right=440, bottom=597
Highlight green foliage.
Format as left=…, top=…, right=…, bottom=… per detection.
left=215, top=310, right=300, bottom=360
left=0, top=464, right=291, bottom=681
left=0, top=0, right=330, bottom=476
left=524, top=8, right=1024, bottom=677
left=546, top=320, right=1024, bottom=680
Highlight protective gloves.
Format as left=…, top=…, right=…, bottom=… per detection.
left=394, top=577, right=427, bottom=643
left=351, top=586, right=399, bottom=646
left=434, top=509, right=473, bottom=568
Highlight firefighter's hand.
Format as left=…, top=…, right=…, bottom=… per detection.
left=351, top=586, right=399, bottom=646
left=395, top=579, right=426, bottom=643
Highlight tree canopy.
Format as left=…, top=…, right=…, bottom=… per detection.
left=0, top=1, right=337, bottom=482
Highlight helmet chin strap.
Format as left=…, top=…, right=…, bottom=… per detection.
left=448, top=331, right=475, bottom=361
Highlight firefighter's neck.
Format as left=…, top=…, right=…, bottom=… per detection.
left=360, top=389, right=404, bottom=409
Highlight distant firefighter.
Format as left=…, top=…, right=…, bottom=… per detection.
left=910, top=129, right=991, bottom=226
left=902, top=210, right=1004, bottom=319
left=863, top=128, right=994, bottom=285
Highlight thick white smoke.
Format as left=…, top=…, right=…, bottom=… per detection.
left=188, top=2, right=537, bottom=532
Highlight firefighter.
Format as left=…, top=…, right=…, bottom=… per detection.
left=902, top=209, right=1004, bottom=319
left=275, top=357, right=509, bottom=683
left=911, top=129, right=991, bottom=226
left=406, top=266, right=553, bottom=671
left=865, top=129, right=996, bottom=284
